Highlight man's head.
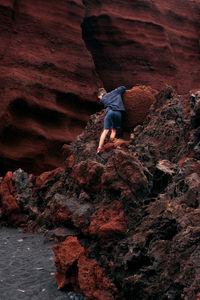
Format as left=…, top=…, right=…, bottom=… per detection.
left=97, top=88, right=107, bottom=100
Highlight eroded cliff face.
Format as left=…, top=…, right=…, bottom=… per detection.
left=0, top=0, right=200, bottom=175
left=0, top=0, right=101, bottom=175
left=82, top=0, right=200, bottom=91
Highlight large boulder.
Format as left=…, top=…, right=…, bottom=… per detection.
left=53, top=236, right=115, bottom=299
left=123, top=85, right=156, bottom=129
left=0, top=170, right=33, bottom=226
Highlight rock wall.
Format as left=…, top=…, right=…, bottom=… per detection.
left=82, top=0, right=200, bottom=92
left=1, top=0, right=200, bottom=175
left=0, top=0, right=101, bottom=175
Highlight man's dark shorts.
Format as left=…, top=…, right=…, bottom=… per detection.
left=104, top=109, right=122, bottom=129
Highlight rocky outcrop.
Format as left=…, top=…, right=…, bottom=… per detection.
left=0, top=169, right=33, bottom=226
left=130, top=86, right=189, bottom=167
left=1, top=86, right=200, bottom=299
left=1, top=0, right=200, bottom=175
left=53, top=236, right=115, bottom=300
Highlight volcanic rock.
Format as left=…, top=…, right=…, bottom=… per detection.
left=77, top=254, right=115, bottom=300
left=72, top=160, right=105, bottom=192
left=1, top=86, right=200, bottom=299
left=129, top=86, right=189, bottom=167
left=53, top=236, right=115, bottom=299
left=102, top=149, right=152, bottom=199
left=44, top=227, right=79, bottom=243
left=0, top=170, right=32, bottom=226
left=89, top=201, right=127, bottom=239
left=0, top=171, right=20, bottom=217
left=53, top=236, right=85, bottom=290
left=122, top=85, right=156, bottom=128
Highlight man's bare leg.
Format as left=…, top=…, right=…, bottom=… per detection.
left=98, top=129, right=110, bottom=149
left=110, top=128, right=117, bottom=141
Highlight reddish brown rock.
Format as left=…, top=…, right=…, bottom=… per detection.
left=0, top=171, right=19, bottom=216
left=123, top=85, right=156, bottom=128
left=34, top=167, right=64, bottom=191
left=49, top=195, right=72, bottom=227
left=103, top=138, right=131, bottom=153
left=102, top=150, right=151, bottom=198
left=72, top=160, right=104, bottom=192
left=82, top=0, right=200, bottom=93
left=0, top=0, right=101, bottom=175
left=32, top=167, right=65, bottom=209
left=53, top=236, right=85, bottom=290
left=71, top=202, right=94, bottom=235
left=39, top=192, right=94, bottom=232
left=39, top=194, right=74, bottom=228
left=0, top=170, right=30, bottom=226
left=78, top=254, right=115, bottom=300
left=130, top=86, right=190, bottom=166
left=66, top=154, right=75, bottom=169
left=53, top=236, right=115, bottom=299
left=89, top=201, right=127, bottom=239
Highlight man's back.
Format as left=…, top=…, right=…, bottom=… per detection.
left=100, top=86, right=126, bottom=112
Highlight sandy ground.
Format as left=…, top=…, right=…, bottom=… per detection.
left=0, top=227, right=85, bottom=300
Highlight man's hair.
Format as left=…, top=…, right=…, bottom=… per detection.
left=97, top=88, right=107, bottom=97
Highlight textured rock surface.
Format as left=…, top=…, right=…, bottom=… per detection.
left=1, top=0, right=200, bottom=175
left=1, top=0, right=200, bottom=297
left=77, top=254, right=115, bottom=300
left=0, top=171, right=20, bottom=218
left=1, top=86, right=200, bottom=299
left=123, top=85, right=156, bottom=128
left=53, top=236, right=85, bottom=290
left=82, top=0, right=200, bottom=92
left=89, top=201, right=127, bottom=239
left=0, top=0, right=101, bottom=175
left=53, top=236, right=114, bottom=299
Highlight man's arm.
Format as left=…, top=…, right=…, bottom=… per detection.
left=100, top=97, right=106, bottom=106
left=115, top=86, right=126, bottom=94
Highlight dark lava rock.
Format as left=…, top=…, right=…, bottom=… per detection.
left=1, top=86, right=200, bottom=300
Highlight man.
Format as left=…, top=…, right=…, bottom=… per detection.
left=97, top=86, right=126, bottom=154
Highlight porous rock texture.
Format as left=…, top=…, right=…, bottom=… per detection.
left=123, top=85, right=156, bottom=128
left=1, top=0, right=200, bottom=175
left=1, top=86, right=200, bottom=299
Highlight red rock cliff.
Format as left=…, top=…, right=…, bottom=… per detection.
left=82, top=0, right=200, bottom=92
left=0, top=0, right=101, bottom=175
left=0, top=0, right=200, bottom=174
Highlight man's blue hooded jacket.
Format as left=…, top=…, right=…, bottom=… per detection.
left=100, top=86, right=126, bottom=112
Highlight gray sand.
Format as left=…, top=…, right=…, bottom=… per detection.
left=0, top=227, right=85, bottom=300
